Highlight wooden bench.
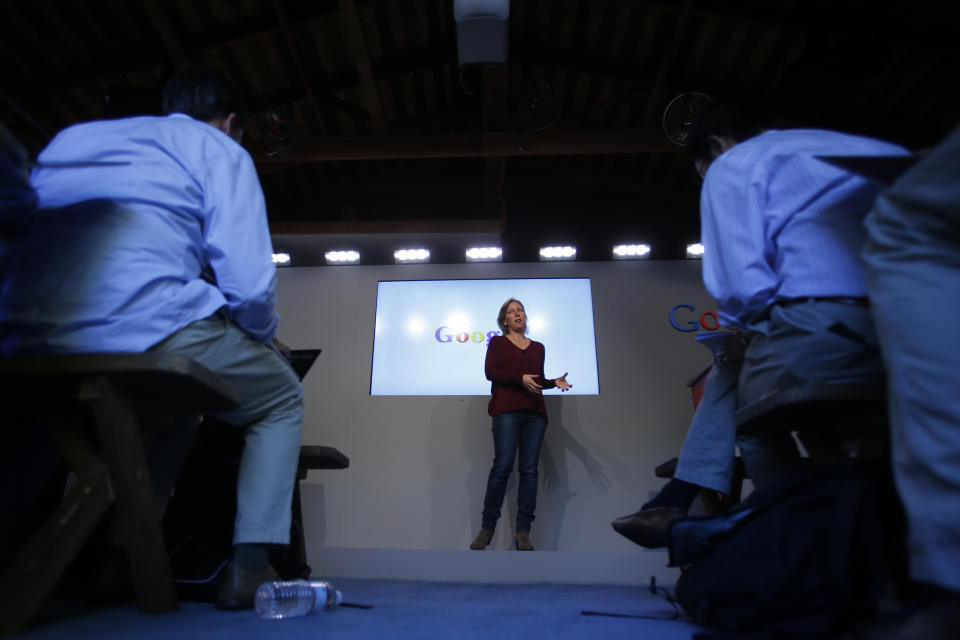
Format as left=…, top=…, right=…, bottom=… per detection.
left=0, top=353, right=240, bottom=635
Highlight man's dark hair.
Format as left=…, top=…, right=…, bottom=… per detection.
left=685, top=103, right=772, bottom=164
left=161, top=64, right=248, bottom=128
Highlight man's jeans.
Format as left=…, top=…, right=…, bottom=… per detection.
left=481, top=409, right=547, bottom=533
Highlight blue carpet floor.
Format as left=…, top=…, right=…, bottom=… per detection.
left=23, top=578, right=705, bottom=639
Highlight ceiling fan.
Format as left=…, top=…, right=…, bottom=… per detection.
left=662, top=91, right=712, bottom=146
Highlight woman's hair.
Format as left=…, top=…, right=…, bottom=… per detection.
left=497, top=297, right=527, bottom=334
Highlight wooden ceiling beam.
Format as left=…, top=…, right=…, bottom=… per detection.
left=249, top=128, right=679, bottom=163
left=269, top=219, right=501, bottom=235
left=641, top=0, right=694, bottom=125
left=142, top=0, right=190, bottom=66
left=338, top=0, right=387, bottom=131
left=271, top=0, right=327, bottom=124
left=482, top=66, right=509, bottom=223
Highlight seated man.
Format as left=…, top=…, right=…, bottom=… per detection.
left=0, top=64, right=303, bottom=609
left=613, top=104, right=909, bottom=547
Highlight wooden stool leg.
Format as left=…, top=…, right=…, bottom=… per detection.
left=0, top=464, right=113, bottom=635
left=86, top=377, right=178, bottom=615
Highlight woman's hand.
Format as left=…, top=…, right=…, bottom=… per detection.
left=554, top=373, right=572, bottom=392
left=522, top=374, right=543, bottom=394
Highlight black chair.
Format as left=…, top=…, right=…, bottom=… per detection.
left=0, top=353, right=240, bottom=635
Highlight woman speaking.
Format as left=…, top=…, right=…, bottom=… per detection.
left=471, top=298, right=571, bottom=551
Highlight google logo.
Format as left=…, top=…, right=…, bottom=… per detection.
left=669, top=304, right=720, bottom=332
left=435, top=327, right=502, bottom=345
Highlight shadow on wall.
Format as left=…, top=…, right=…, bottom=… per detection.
left=424, top=396, right=492, bottom=549
left=536, top=396, right=614, bottom=550
left=425, top=395, right=644, bottom=552
left=300, top=482, right=327, bottom=548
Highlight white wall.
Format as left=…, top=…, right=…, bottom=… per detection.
left=274, top=259, right=717, bottom=584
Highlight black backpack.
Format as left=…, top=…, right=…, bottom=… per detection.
left=667, top=462, right=909, bottom=638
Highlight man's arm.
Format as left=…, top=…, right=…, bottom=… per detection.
left=202, top=144, right=279, bottom=343
left=700, top=151, right=777, bottom=327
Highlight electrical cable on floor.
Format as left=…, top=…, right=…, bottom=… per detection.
left=580, top=575, right=680, bottom=620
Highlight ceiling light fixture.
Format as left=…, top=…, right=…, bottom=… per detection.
left=395, top=248, right=430, bottom=263
left=539, top=246, right=576, bottom=261
left=465, top=246, right=503, bottom=262
left=325, top=250, right=360, bottom=264
left=686, top=243, right=705, bottom=258
left=612, top=244, right=651, bottom=259
left=272, top=252, right=291, bottom=266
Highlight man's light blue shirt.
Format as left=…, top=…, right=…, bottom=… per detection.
left=700, top=129, right=909, bottom=328
left=0, top=113, right=278, bottom=354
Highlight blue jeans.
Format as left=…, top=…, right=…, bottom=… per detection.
left=481, top=410, right=547, bottom=533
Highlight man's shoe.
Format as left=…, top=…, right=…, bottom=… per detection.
left=611, top=506, right=685, bottom=549
left=515, top=531, right=534, bottom=551
left=470, top=529, right=493, bottom=550
left=215, top=560, right=278, bottom=610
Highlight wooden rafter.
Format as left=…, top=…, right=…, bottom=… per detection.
left=482, top=66, right=509, bottom=223
left=142, top=0, right=190, bottom=66
left=641, top=0, right=694, bottom=125
left=249, top=128, right=679, bottom=163
left=338, top=0, right=387, bottom=131
left=271, top=0, right=327, bottom=126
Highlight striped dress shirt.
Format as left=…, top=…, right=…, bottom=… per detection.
left=700, top=128, right=909, bottom=328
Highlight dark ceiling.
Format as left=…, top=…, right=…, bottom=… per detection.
left=2, top=0, right=957, bottom=263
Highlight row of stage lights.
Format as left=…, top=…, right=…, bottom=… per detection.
left=272, top=243, right=707, bottom=266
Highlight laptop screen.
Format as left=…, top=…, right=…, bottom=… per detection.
left=287, top=349, right=321, bottom=381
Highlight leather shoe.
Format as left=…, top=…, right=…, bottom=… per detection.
left=215, top=560, right=279, bottom=610
left=611, top=506, right=685, bottom=549
left=470, top=529, right=493, bottom=550
left=515, top=531, right=534, bottom=551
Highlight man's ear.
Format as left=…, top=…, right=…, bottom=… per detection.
left=224, top=112, right=244, bottom=142
left=706, top=135, right=726, bottom=160
left=707, top=134, right=738, bottom=159
left=210, top=113, right=242, bottom=142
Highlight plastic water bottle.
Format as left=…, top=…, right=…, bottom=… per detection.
left=254, top=579, right=343, bottom=620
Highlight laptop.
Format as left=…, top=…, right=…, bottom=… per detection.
left=287, top=348, right=321, bottom=381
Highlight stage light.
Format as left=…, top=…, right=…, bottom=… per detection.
left=686, top=243, right=705, bottom=258
left=272, top=252, right=291, bottom=266
left=325, top=250, right=360, bottom=264
left=612, top=244, right=651, bottom=259
left=395, top=248, right=430, bottom=263
left=538, top=246, right=577, bottom=261
left=465, top=246, right=503, bottom=262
